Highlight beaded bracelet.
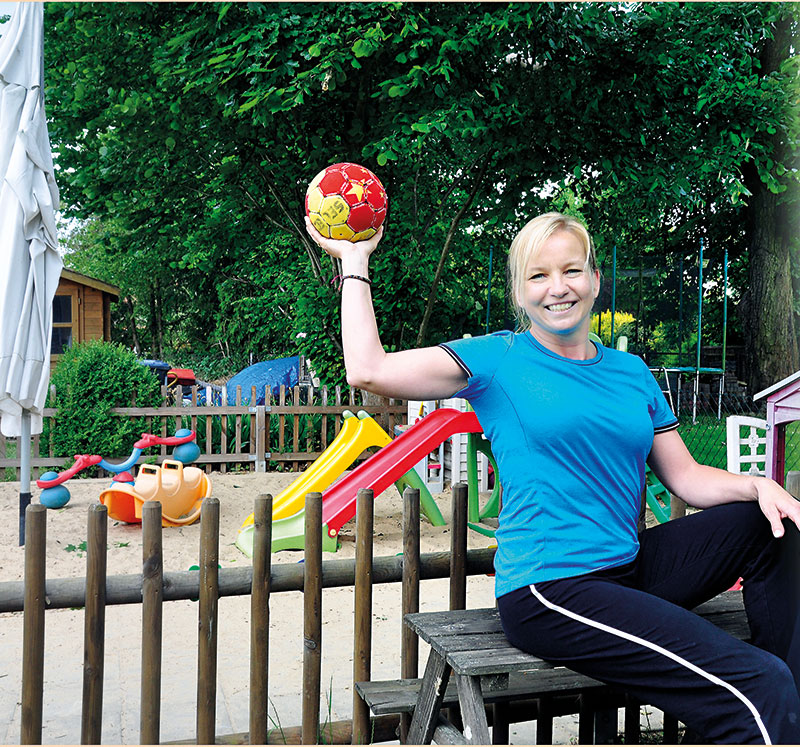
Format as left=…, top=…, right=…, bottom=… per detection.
left=341, top=274, right=372, bottom=285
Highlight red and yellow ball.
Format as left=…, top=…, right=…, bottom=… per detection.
left=305, top=162, right=387, bottom=242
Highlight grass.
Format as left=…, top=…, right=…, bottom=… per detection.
left=63, top=540, right=130, bottom=558
left=679, top=416, right=800, bottom=473
left=266, top=696, right=287, bottom=744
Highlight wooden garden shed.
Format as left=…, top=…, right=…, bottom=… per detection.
left=51, top=269, right=120, bottom=366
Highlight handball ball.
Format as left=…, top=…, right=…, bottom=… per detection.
left=305, top=162, right=387, bottom=242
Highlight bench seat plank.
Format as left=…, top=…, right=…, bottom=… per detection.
left=405, top=607, right=503, bottom=638
left=357, top=669, right=608, bottom=715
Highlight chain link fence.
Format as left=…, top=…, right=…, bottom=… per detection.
left=649, top=368, right=800, bottom=477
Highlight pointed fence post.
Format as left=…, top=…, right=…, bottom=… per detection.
left=302, top=492, right=323, bottom=745
left=352, top=488, right=374, bottom=744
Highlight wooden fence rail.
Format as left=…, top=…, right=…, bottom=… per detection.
left=0, top=385, right=407, bottom=480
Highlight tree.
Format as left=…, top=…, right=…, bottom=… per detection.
left=740, top=14, right=799, bottom=393
left=45, top=3, right=799, bottom=392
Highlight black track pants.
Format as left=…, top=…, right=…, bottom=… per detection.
left=497, top=502, right=800, bottom=744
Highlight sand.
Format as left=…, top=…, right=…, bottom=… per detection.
left=0, top=472, right=504, bottom=744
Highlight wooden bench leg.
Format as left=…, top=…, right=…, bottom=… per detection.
left=663, top=713, right=680, bottom=743
left=455, top=673, right=491, bottom=745
left=406, top=651, right=451, bottom=744
left=579, top=695, right=594, bottom=745
left=492, top=702, right=510, bottom=745
left=624, top=696, right=641, bottom=744
left=536, top=697, right=553, bottom=745
left=594, top=707, right=618, bottom=744
left=399, top=712, right=410, bottom=743
left=433, top=714, right=465, bottom=745
left=579, top=694, right=619, bottom=744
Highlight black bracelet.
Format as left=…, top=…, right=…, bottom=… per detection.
left=341, top=274, right=372, bottom=285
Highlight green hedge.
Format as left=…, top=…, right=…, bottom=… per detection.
left=46, top=340, right=163, bottom=464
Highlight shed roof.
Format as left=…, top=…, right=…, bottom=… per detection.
left=60, top=269, right=120, bottom=299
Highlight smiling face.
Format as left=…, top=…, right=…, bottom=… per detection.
left=516, top=229, right=600, bottom=349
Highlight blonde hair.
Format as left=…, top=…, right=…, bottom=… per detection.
left=507, top=212, right=598, bottom=329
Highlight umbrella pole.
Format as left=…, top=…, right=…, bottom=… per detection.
left=19, top=410, right=31, bottom=546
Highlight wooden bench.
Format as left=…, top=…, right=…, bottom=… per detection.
left=357, top=591, right=749, bottom=744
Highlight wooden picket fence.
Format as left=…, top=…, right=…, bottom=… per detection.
left=4, top=486, right=498, bottom=745
left=3, top=484, right=709, bottom=746
left=0, top=385, right=407, bottom=480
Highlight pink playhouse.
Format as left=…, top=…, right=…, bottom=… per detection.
left=754, top=370, right=800, bottom=486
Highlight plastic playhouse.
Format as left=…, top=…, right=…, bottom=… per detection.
left=754, top=370, right=800, bottom=486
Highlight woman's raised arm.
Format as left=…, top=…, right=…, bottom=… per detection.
left=305, top=218, right=468, bottom=400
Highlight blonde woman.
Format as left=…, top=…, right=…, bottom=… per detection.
left=307, top=211, right=800, bottom=744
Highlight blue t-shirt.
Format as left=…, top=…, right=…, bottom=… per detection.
left=440, top=331, right=678, bottom=597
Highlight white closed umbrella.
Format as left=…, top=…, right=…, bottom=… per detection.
left=0, top=2, right=63, bottom=544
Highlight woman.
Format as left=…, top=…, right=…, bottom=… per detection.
left=306, top=211, right=800, bottom=744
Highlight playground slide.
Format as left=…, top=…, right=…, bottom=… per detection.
left=237, top=410, right=406, bottom=555
left=236, top=410, right=456, bottom=556
left=239, top=410, right=391, bottom=533
left=245, top=458, right=447, bottom=554
left=272, top=409, right=391, bottom=520
left=321, top=408, right=482, bottom=540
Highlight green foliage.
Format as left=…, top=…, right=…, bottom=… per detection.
left=44, top=3, right=800, bottom=387
left=47, top=340, right=163, bottom=463
left=590, top=310, right=635, bottom=347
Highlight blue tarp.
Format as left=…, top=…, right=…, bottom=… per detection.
left=226, top=356, right=300, bottom=405
left=139, top=359, right=171, bottom=385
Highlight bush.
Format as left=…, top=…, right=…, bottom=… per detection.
left=590, top=309, right=635, bottom=348
left=47, top=340, right=163, bottom=462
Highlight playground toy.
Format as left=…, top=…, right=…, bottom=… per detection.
left=271, top=409, right=391, bottom=521
left=305, top=162, right=387, bottom=242
left=36, top=429, right=205, bottom=526
left=320, top=409, right=482, bottom=541
left=754, top=370, right=800, bottom=486
left=236, top=410, right=445, bottom=555
left=99, top=459, right=211, bottom=526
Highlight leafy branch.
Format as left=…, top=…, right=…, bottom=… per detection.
left=416, top=152, right=493, bottom=346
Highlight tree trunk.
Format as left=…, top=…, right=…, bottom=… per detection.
left=123, top=296, right=142, bottom=355
left=742, top=15, right=799, bottom=395
left=743, top=185, right=798, bottom=394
